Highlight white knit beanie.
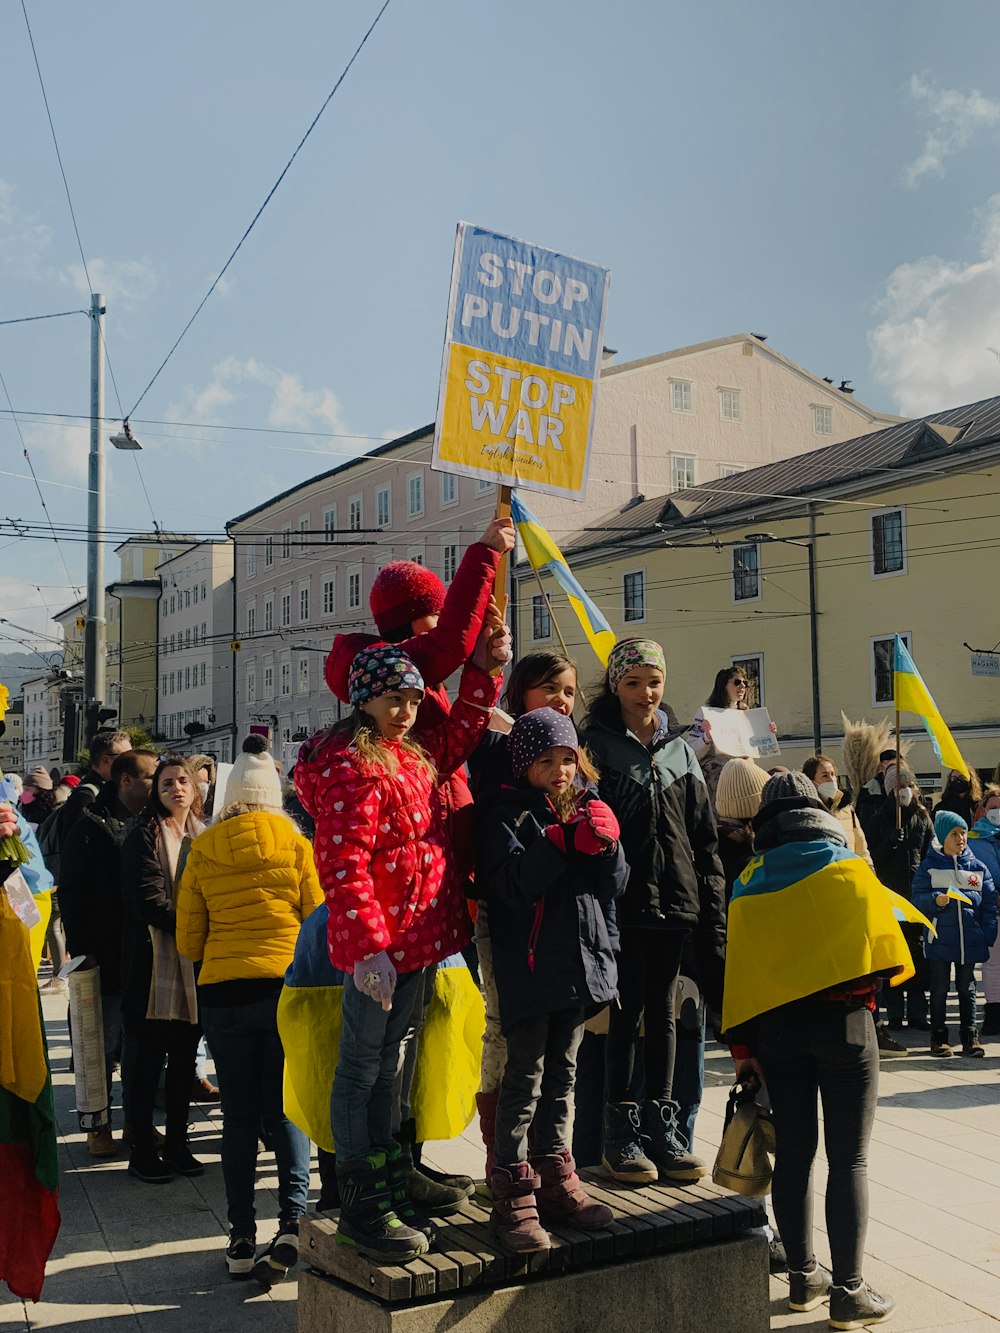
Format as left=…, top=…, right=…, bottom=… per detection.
left=223, top=735, right=284, bottom=811
left=716, top=758, right=771, bottom=821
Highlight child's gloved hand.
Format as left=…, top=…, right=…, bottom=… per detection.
left=575, top=801, right=620, bottom=855
left=353, top=951, right=397, bottom=1011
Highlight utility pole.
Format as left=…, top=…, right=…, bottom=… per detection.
left=84, top=292, right=106, bottom=733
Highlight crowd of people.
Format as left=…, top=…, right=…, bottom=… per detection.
left=8, top=516, right=1000, bottom=1329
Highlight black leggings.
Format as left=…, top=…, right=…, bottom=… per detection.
left=124, top=1017, right=201, bottom=1154
left=758, top=997, right=879, bottom=1288
left=605, top=927, right=686, bottom=1103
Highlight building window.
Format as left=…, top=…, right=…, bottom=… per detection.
left=201, top=662, right=206, bottom=686
left=732, top=543, right=760, bottom=602
left=623, top=570, right=646, bottom=622
left=719, top=388, right=742, bottom=421
left=265, top=537, right=273, bottom=567
left=192, top=625, right=199, bottom=646
left=246, top=667, right=256, bottom=704
left=281, top=526, right=292, bottom=559
left=184, top=667, right=191, bottom=690
left=871, top=633, right=910, bottom=706
left=670, top=454, right=697, bottom=491
left=323, top=506, right=337, bottom=542
left=442, top=542, right=458, bottom=584
left=298, top=516, right=310, bottom=552
left=247, top=543, right=256, bottom=578
left=407, top=546, right=425, bottom=566
left=201, top=621, right=206, bottom=639
left=263, top=664, right=273, bottom=698
left=348, top=567, right=362, bottom=609
left=264, top=598, right=274, bottom=632
left=349, top=497, right=362, bottom=532
left=408, top=473, right=424, bottom=518
left=441, top=473, right=457, bottom=507
left=720, top=464, right=745, bottom=478
left=322, top=577, right=335, bottom=616
left=375, top=487, right=391, bottom=529
left=299, top=583, right=310, bottom=622
left=185, top=628, right=191, bottom=647
left=169, top=595, right=175, bottom=614
left=280, top=591, right=291, bottom=627
left=281, top=662, right=291, bottom=696
left=531, top=593, right=551, bottom=641
left=161, top=674, right=167, bottom=694
left=246, top=604, right=256, bottom=637
left=185, top=590, right=191, bottom=608
left=731, top=654, right=764, bottom=708
left=297, top=658, right=309, bottom=694
left=871, top=508, right=906, bottom=577
left=813, top=404, right=834, bottom=436
left=192, top=584, right=199, bottom=605
left=477, top=477, right=493, bottom=494
left=670, top=380, right=693, bottom=414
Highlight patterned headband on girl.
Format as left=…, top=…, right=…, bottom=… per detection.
left=349, top=644, right=425, bottom=706
left=607, top=638, right=666, bottom=691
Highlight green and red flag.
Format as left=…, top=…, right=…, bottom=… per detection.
left=0, top=892, right=60, bottom=1301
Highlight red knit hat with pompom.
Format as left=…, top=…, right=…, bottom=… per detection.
left=369, top=561, right=446, bottom=636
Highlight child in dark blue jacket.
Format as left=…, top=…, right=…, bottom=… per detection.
left=479, top=707, right=627, bottom=1255
left=912, top=810, right=998, bottom=1058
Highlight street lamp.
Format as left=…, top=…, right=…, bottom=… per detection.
left=745, top=531, right=822, bottom=755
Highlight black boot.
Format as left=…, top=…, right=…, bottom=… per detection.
left=411, top=1126, right=474, bottom=1198
left=335, top=1152, right=430, bottom=1262
left=640, top=1100, right=707, bottom=1182
left=601, top=1102, right=658, bottom=1185
left=931, top=1027, right=953, bottom=1057
left=981, top=1003, right=1000, bottom=1036
left=962, top=1027, right=985, bottom=1058
left=394, top=1118, right=469, bottom=1211
left=381, top=1142, right=436, bottom=1242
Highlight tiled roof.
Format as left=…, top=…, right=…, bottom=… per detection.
left=566, top=394, right=1000, bottom=555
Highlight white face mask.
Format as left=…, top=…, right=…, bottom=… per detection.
left=816, top=780, right=838, bottom=801
left=197, top=781, right=210, bottom=802
left=898, top=786, right=913, bottom=807
left=987, top=809, right=1000, bottom=828
left=865, top=777, right=882, bottom=794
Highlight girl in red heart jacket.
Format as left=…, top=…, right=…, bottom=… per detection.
left=294, top=641, right=500, bottom=1262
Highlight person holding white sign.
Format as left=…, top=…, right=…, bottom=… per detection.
left=687, top=668, right=779, bottom=804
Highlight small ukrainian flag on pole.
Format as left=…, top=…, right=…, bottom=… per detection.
left=510, top=493, right=617, bottom=667
left=893, top=635, right=969, bottom=779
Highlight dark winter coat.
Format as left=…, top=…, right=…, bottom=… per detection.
left=119, top=813, right=190, bottom=1020
left=912, top=846, right=998, bottom=964
left=479, top=785, right=626, bottom=1033
left=868, top=798, right=933, bottom=900
left=59, top=770, right=105, bottom=848
left=59, top=787, right=134, bottom=995
left=579, top=701, right=726, bottom=933
left=854, top=776, right=887, bottom=840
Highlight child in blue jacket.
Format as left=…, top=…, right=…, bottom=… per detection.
left=912, top=810, right=997, bottom=1058
left=479, top=708, right=627, bottom=1255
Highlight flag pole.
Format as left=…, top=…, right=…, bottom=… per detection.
left=895, top=705, right=902, bottom=831
left=495, top=484, right=512, bottom=618
left=530, top=562, right=572, bottom=658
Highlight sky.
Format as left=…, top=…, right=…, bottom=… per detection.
left=3, top=0, right=1000, bottom=649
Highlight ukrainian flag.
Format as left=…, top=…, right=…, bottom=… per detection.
left=510, top=493, right=617, bottom=666
left=893, top=635, right=969, bottom=779
left=723, top=841, right=914, bottom=1032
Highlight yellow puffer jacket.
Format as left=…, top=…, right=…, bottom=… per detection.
left=177, top=811, right=323, bottom=985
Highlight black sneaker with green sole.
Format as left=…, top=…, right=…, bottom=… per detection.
left=336, top=1152, right=430, bottom=1262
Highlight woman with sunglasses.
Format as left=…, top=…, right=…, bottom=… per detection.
left=688, top=668, right=767, bottom=804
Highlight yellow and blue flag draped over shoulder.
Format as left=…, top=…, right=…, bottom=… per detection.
left=893, top=635, right=969, bottom=779
left=510, top=493, right=616, bottom=667
left=723, top=842, right=915, bottom=1033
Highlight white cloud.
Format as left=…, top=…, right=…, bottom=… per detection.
left=64, top=257, right=158, bottom=309
left=19, top=419, right=91, bottom=485
left=903, top=75, right=1000, bottom=187
left=870, top=194, right=1000, bottom=414
left=0, top=180, right=52, bottom=276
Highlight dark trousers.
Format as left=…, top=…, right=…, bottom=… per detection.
left=606, top=927, right=687, bottom=1103
left=124, top=1017, right=201, bottom=1155
left=494, top=1007, right=585, bottom=1166
left=201, top=996, right=310, bottom=1237
left=758, top=998, right=879, bottom=1289
left=929, top=959, right=977, bottom=1032
left=884, top=923, right=929, bottom=1025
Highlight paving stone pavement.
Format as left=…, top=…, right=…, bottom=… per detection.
left=4, top=988, right=1000, bottom=1330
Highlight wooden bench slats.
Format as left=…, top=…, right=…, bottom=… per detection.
left=301, top=1171, right=764, bottom=1304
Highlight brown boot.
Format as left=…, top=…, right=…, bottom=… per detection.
left=489, top=1163, right=551, bottom=1254
left=476, top=1090, right=498, bottom=1182
left=534, top=1150, right=613, bottom=1230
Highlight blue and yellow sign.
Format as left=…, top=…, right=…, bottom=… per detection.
left=433, top=223, right=610, bottom=500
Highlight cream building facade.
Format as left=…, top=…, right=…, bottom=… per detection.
left=515, top=396, right=1000, bottom=781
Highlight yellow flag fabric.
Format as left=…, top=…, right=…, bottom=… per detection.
left=510, top=493, right=616, bottom=667
left=723, top=841, right=914, bottom=1032
left=0, top=894, right=49, bottom=1105
left=888, top=889, right=937, bottom=938
left=893, top=635, right=968, bottom=778
left=28, top=891, right=52, bottom=978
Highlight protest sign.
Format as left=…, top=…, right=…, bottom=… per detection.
left=433, top=222, right=610, bottom=499
left=693, top=706, right=780, bottom=760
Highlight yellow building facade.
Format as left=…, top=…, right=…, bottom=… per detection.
left=514, top=404, right=1000, bottom=782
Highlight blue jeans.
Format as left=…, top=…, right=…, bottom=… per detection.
left=332, top=967, right=426, bottom=1164
left=201, top=995, right=310, bottom=1238
left=928, top=959, right=977, bottom=1033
